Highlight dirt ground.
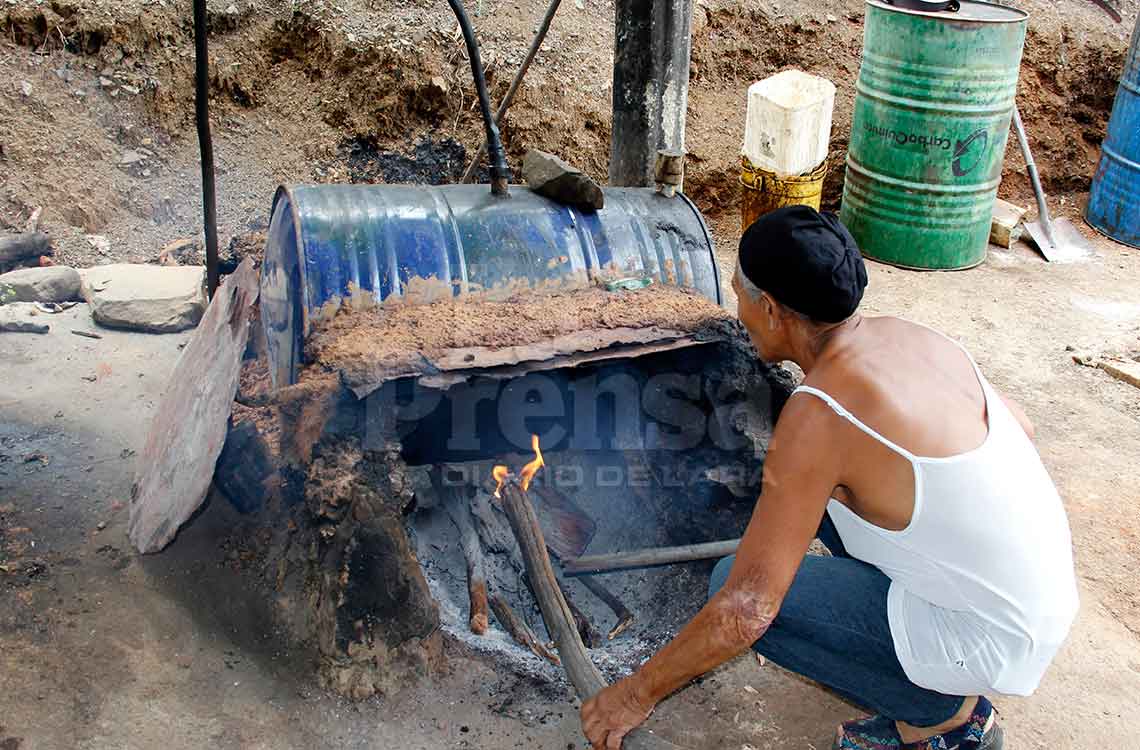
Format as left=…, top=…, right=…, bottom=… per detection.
left=3, top=232, right=1139, bottom=750
left=1, top=0, right=1136, bottom=259
left=3, top=0, right=1140, bottom=746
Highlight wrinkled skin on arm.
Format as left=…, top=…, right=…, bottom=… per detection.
left=580, top=396, right=843, bottom=749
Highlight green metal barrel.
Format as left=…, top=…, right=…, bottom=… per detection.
left=840, top=0, right=1027, bottom=270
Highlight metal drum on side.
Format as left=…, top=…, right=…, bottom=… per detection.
left=840, top=0, right=1028, bottom=270
left=260, top=184, right=722, bottom=388
left=1086, top=17, right=1140, bottom=249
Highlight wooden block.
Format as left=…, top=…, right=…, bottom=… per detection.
left=990, top=198, right=1028, bottom=248
left=1099, top=358, right=1140, bottom=390
left=654, top=149, right=685, bottom=184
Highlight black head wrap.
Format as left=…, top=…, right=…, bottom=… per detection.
left=737, top=205, right=868, bottom=323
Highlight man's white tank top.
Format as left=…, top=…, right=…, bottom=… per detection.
left=794, top=343, right=1079, bottom=697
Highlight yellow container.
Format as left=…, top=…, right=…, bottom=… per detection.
left=740, top=156, right=828, bottom=231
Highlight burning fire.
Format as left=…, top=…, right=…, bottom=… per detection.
left=519, top=434, right=545, bottom=490
left=492, top=434, right=544, bottom=497
left=491, top=465, right=509, bottom=498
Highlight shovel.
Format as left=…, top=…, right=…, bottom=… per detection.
left=1011, top=106, right=1093, bottom=263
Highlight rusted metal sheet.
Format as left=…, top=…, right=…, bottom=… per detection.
left=129, top=259, right=259, bottom=553
left=414, top=335, right=717, bottom=391
left=347, top=327, right=723, bottom=398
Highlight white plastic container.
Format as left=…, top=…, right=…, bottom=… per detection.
left=742, top=70, right=836, bottom=178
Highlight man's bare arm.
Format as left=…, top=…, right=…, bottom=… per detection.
left=580, top=396, right=845, bottom=750
left=634, top=398, right=839, bottom=703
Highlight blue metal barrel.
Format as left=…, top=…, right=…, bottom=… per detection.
left=1087, top=17, right=1140, bottom=249
left=260, top=184, right=721, bottom=387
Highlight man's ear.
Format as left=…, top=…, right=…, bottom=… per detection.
left=762, top=294, right=779, bottom=331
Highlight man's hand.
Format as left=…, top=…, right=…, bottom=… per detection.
left=580, top=675, right=654, bottom=749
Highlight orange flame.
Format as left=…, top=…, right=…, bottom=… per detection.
left=490, top=434, right=544, bottom=497
left=519, top=434, right=544, bottom=491
left=492, top=465, right=509, bottom=498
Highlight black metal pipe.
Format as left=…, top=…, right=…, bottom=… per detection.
left=446, top=0, right=511, bottom=195
left=194, top=0, right=220, bottom=296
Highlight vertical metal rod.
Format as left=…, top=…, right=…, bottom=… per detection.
left=460, top=0, right=564, bottom=184
left=446, top=0, right=511, bottom=195
left=194, top=0, right=220, bottom=297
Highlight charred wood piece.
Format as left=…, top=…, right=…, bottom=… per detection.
left=559, top=579, right=602, bottom=648
left=532, top=484, right=596, bottom=559
left=443, top=487, right=490, bottom=635
left=579, top=575, right=635, bottom=640
left=488, top=593, right=560, bottom=665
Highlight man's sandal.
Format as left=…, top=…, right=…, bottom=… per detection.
left=832, top=696, right=1003, bottom=750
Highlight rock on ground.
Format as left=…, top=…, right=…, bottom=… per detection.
left=0, top=302, right=51, bottom=333
left=0, top=266, right=82, bottom=303
left=80, top=264, right=207, bottom=333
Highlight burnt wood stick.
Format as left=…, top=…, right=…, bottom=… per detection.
left=498, top=479, right=679, bottom=750
left=531, top=485, right=633, bottom=638
left=489, top=593, right=560, bottom=665
left=561, top=580, right=603, bottom=648
left=523, top=574, right=602, bottom=649
left=499, top=479, right=608, bottom=695
left=533, top=484, right=597, bottom=559
left=0, top=231, right=52, bottom=269
left=443, top=488, right=490, bottom=635
left=579, top=575, right=636, bottom=640
left=563, top=539, right=741, bottom=576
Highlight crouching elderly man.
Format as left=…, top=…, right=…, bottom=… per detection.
left=581, top=206, right=1079, bottom=750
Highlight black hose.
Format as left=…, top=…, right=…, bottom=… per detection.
left=460, top=0, right=563, bottom=184
left=194, top=0, right=220, bottom=296
left=446, top=0, right=511, bottom=195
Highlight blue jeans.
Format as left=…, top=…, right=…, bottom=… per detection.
left=708, top=515, right=966, bottom=727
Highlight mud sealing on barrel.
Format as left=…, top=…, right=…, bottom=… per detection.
left=306, top=285, right=736, bottom=396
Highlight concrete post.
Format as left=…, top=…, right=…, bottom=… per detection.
left=609, top=0, right=693, bottom=187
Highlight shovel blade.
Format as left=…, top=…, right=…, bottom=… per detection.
left=1023, top=218, right=1093, bottom=263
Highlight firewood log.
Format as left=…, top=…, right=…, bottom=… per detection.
left=488, top=593, right=560, bottom=665
left=442, top=487, right=489, bottom=635
left=498, top=478, right=680, bottom=750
